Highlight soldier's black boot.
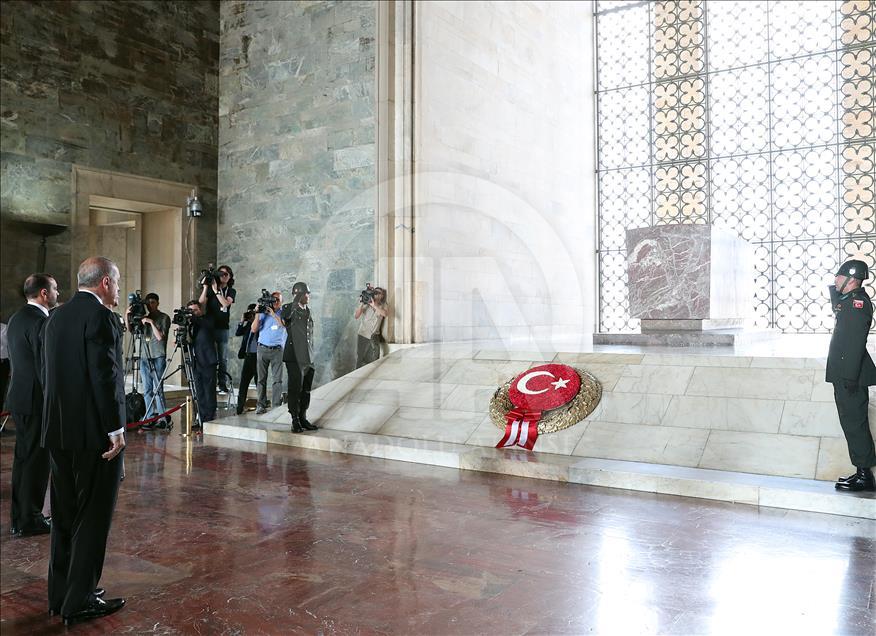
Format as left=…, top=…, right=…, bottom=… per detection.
left=299, top=409, right=318, bottom=431
left=835, top=470, right=858, bottom=484
left=290, top=414, right=303, bottom=433
left=835, top=467, right=876, bottom=492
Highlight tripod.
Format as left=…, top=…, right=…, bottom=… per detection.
left=163, top=324, right=202, bottom=427
left=124, top=326, right=170, bottom=429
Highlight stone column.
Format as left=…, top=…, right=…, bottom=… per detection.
left=376, top=0, right=415, bottom=343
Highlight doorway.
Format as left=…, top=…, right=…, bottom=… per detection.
left=72, top=166, right=201, bottom=386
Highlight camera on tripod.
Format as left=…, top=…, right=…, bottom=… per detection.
left=128, top=290, right=146, bottom=333
left=256, top=289, right=275, bottom=313
left=198, top=263, right=220, bottom=287
left=172, top=306, right=194, bottom=326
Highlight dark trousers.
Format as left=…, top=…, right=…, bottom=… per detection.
left=356, top=335, right=381, bottom=368
left=194, top=363, right=218, bottom=423
left=48, top=447, right=123, bottom=615
left=10, top=411, right=50, bottom=531
left=286, top=362, right=315, bottom=417
left=833, top=382, right=876, bottom=468
left=236, top=352, right=258, bottom=413
left=0, top=358, right=10, bottom=411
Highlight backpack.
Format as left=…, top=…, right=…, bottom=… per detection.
left=125, top=390, right=146, bottom=425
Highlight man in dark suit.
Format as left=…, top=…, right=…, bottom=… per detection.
left=188, top=299, right=218, bottom=426
left=7, top=273, right=58, bottom=536
left=281, top=282, right=318, bottom=433
left=42, top=256, right=126, bottom=625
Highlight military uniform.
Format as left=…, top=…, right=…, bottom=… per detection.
left=827, top=259, right=876, bottom=492
left=281, top=281, right=318, bottom=433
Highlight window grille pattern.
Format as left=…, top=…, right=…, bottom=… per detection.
left=596, top=0, right=875, bottom=333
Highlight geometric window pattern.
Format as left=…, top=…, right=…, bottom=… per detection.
left=596, top=0, right=875, bottom=333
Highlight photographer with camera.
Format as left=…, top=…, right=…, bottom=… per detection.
left=198, top=264, right=236, bottom=394
left=186, top=300, right=218, bottom=426
left=281, top=282, right=318, bottom=433
left=125, top=293, right=171, bottom=429
left=234, top=303, right=259, bottom=415
left=251, top=291, right=285, bottom=415
left=354, top=284, right=390, bottom=368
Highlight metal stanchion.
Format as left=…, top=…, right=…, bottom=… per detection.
left=182, top=396, right=192, bottom=437
left=185, top=435, right=193, bottom=475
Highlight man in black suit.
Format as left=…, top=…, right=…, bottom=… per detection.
left=42, top=256, right=126, bottom=625
left=188, top=299, right=218, bottom=426
left=7, top=273, right=58, bottom=536
left=281, top=282, right=318, bottom=433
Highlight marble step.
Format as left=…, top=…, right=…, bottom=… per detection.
left=205, top=416, right=876, bottom=520
left=593, top=329, right=780, bottom=347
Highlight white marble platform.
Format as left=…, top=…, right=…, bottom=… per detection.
left=206, top=338, right=876, bottom=519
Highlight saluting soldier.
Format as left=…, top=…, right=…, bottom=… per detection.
left=826, top=259, right=876, bottom=492
left=281, top=282, right=319, bottom=433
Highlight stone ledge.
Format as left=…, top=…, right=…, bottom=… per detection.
left=204, top=418, right=876, bottom=520
left=593, top=330, right=780, bottom=347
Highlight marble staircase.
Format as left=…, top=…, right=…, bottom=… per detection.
left=206, top=340, right=876, bottom=519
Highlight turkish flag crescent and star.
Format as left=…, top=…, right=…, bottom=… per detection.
left=496, top=363, right=581, bottom=451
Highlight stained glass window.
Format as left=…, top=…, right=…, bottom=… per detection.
left=596, top=0, right=875, bottom=333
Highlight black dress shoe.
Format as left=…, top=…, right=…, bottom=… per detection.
left=62, top=597, right=125, bottom=626
left=836, top=470, right=859, bottom=483
left=10, top=525, right=19, bottom=535
left=835, top=467, right=876, bottom=492
left=290, top=414, right=303, bottom=433
left=16, top=516, right=51, bottom=537
left=50, top=589, right=105, bottom=616
left=299, top=416, right=318, bottom=431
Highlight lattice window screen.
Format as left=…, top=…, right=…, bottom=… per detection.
left=595, top=0, right=875, bottom=333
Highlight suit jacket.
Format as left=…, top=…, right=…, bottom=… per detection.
left=826, top=285, right=876, bottom=386
left=281, top=303, right=314, bottom=368
left=191, top=314, right=218, bottom=367
left=41, top=292, right=126, bottom=449
left=6, top=304, right=47, bottom=415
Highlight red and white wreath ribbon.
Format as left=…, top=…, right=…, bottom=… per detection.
left=496, top=363, right=581, bottom=451
left=497, top=409, right=543, bottom=450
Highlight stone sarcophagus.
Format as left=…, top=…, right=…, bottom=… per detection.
left=626, top=225, right=753, bottom=332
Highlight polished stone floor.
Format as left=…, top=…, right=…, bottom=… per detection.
left=1, top=429, right=874, bottom=635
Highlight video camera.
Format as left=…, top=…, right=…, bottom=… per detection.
left=256, top=289, right=275, bottom=313
left=172, top=306, right=194, bottom=327
left=128, top=290, right=146, bottom=333
left=198, top=263, right=220, bottom=287
left=359, top=283, right=375, bottom=305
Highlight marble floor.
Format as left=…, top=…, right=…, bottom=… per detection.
left=1, top=429, right=874, bottom=635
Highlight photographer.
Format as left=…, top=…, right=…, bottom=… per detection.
left=354, top=285, right=390, bottom=368
left=198, top=264, right=236, bottom=393
left=234, top=303, right=259, bottom=415
left=125, top=293, right=171, bottom=429
left=187, top=300, right=217, bottom=426
left=251, top=291, right=285, bottom=415
left=281, top=282, right=318, bottom=432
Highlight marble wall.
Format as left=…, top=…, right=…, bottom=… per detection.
left=217, top=1, right=377, bottom=385
left=412, top=1, right=597, bottom=346
left=0, top=0, right=219, bottom=321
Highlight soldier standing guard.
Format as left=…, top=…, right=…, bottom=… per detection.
left=827, top=259, right=876, bottom=492
left=282, top=282, right=319, bottom=434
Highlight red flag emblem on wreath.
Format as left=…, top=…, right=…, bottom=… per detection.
left=496, top=364, right=584, bottom=451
